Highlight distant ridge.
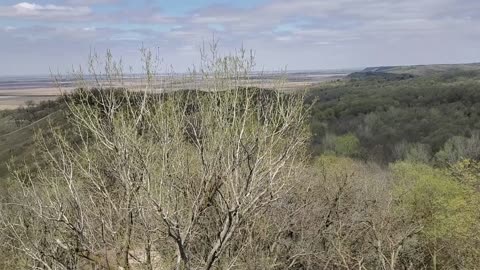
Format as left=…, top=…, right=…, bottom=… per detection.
left=361, top=62, right=480, bottom=76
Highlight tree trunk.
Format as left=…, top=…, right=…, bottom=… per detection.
left=204, top=210, right=238, bottom=270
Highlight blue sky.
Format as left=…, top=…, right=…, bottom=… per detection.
left=0, top=0, right=479, bottom=75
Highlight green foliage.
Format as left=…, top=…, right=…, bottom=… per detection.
left=0, top=98, right=67, bottom=181
left=448, top=159, right=480, bottom=191
left=307, top=72, right=480, bottom=162
left=364, top=63, right=480, bottom=77
left=331, top=133, right=360, bottom=157
left=392, top=162, right=480, bottom=268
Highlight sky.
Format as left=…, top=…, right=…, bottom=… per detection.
left=0, top=0, right=479, bottom=75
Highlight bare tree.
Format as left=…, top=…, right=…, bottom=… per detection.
left=248, top=155, right=423, bottom=270
left=0, top=43, right=309, bottom=270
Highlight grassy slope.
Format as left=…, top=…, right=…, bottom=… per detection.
left=0, top=102, right=66, bottom=181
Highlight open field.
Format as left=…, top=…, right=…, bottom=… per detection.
left=0, top=93, right=58, bottom=110
left=0, top=71, right=348, bottom=109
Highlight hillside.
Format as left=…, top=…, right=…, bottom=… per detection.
left=2, top=66, right=480, bottom=181
left=1, top=75, right=480, bottom=269
left=0, top=99, right=66, bottom=182
left=362, top=62, right=480, bottom=76
left=308, top=67, right=480, bottom=163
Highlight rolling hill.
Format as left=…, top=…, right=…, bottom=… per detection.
left=362, top=62, right=480, bottom=76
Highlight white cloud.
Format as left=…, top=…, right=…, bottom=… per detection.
left=275, top=36, right=293, bottom=42
left=3, top=26, right=16, bottom=32
left=0, top=2, right=91, bottom=19
left=66, top=0, right=118, bottom=4
left=314, top=41, right=331, bottom=46
left=1, top=0, right=480, bottom=75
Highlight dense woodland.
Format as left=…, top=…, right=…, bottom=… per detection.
left=0, top=52, right=480, bottom=269
left=308, top=70, right=480, bottom=164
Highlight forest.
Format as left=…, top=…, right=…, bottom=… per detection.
left=308, top=70, right=480, bottom=164
left=0, top=50, right=479, bottom=270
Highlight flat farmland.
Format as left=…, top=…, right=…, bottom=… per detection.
left=0, top=71, right=349, bottom=109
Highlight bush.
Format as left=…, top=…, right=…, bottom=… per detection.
left=392, top=162, right=480, bottom=269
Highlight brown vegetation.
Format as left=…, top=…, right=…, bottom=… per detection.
left=1, top=46, right=479, bottom=270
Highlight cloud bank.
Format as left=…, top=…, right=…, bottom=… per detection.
left=0, top=0, right=479, bottom=75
